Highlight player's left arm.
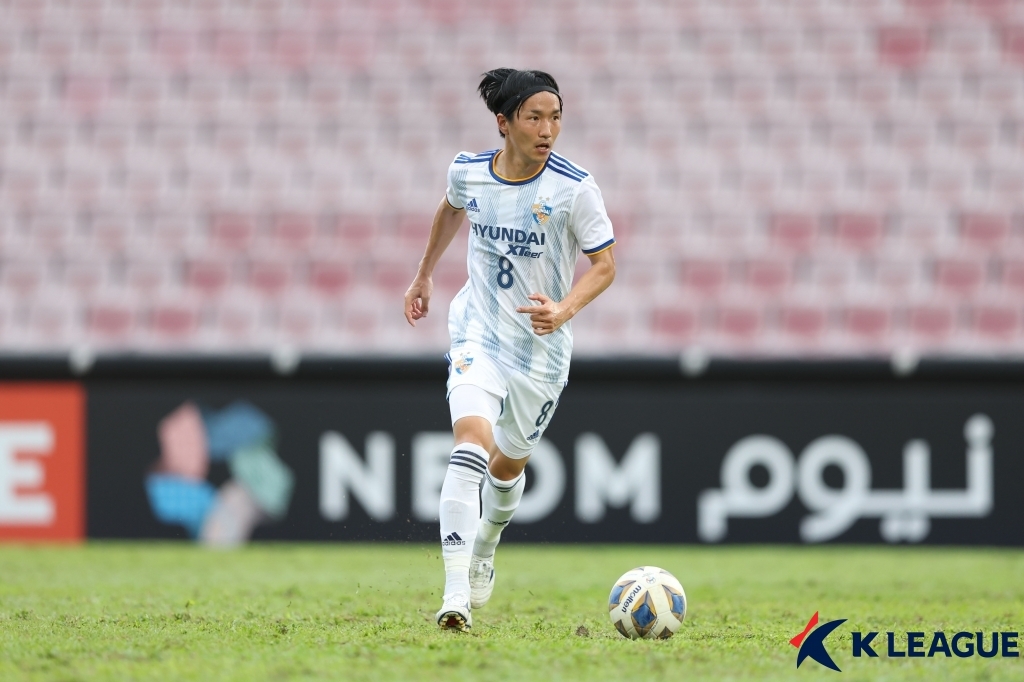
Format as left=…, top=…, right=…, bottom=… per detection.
left=516, top=247, right=615, bottom=336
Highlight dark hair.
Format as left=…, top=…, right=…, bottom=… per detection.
left=478, top=68, right=561, bottom=137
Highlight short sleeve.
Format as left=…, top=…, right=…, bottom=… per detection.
left=445, top=153, right=467, bottom=210
left=570, top=176, right=615, bottom=255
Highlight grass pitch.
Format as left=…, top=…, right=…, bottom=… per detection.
left=0, top=543, right=1021, bottom=681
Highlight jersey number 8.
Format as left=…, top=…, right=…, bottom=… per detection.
left=497, top=257, right=514, bottom=289
left=535, top=400, right=554, bottom=428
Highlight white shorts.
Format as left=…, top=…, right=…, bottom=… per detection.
left=446, top=346, right=565, bottom=460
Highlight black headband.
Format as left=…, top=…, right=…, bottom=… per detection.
left=498, top=85, right=562, bottom=119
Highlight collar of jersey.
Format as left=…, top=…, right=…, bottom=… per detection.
left=489, top=150, right=549, bottom=186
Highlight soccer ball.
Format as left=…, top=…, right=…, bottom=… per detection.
left=608, top=566, right=687, bottom=639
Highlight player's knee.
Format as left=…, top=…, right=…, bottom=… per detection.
left=488, top=452, right=527, bottom=481
left=453, top=416, right=494, bottom=452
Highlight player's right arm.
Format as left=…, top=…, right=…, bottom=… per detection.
left=404, top=196, right=465, bottom=326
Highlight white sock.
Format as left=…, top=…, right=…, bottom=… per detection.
left=473, top=469, right=525, bottom=559
left=439, top=443, right=487, bottom=598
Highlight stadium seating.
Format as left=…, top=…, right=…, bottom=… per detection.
left=1, top=0, right=1024, bottom=358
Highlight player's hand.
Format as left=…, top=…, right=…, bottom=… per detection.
left=516, top=293, right=570, bottom=336
left=404, top=275, right=433, bottom=327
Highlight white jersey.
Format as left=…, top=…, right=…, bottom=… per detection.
left=444, top=149, right=615, bottom=383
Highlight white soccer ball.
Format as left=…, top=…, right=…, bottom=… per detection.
left=608, top=566, right=687, bottom=639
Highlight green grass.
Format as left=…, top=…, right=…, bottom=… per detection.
left=0, top=544, right=1021, bottom=681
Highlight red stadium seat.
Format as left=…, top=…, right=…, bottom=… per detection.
left=87, top=301, right=136, bottom=341
left=998, top=259, right=1024, bottom=290
left=149, top=301, right=200, bottom=341
left=307, top=260, right=352, bottom=297
left=62, top=71, right=108, bottom=116
left=960, top=214, right=1010, bottom=250
left=905, top=0, right=952, bottom=15
left=970, top=303, right=1020, bottom=339
left=998, top=26, right=1024, bottom=63
left=184, top=258, right=234, bottom=296
left=246, top=258, right=293, bottom=298
left=372, top=259, right=414, bottom=295
left=878, top=26, right=930, bottom=69
left=907, top=302, right=956, bottom=340
left=842, top=303, right=891, bottom=339
left=210, top=29, right=254, bottom=71
left=835, top=213, right=884, bottom=252
left=967, top=0, right=1014, bottom=18
left=715, top=303, right=763, bottom=340
left=678, top=258, right=728, bottom=294
left=780, top=303, right=829, bottom=339
left=742, top=257, right=792, bottom=293
left=270, top=29, right=315, bottom=71
left=270, top=213, right=317, bottom=251
left=395, top=214, right=433, bottom=247
left=151, top=27, right=197, bottom=70
left=1, top=259, right=46, bottom=295
left=209, top=213, right=255, bottom=252
left=770, top=214, right=819, bottom=252
left=651, top=306, right=698, bottom=341
left=934, top=257, right=986, bottom=293
left=433, top=259, right=469, bottom=294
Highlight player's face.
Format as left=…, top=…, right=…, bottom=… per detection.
left=503, top=92, right=561, bottom=164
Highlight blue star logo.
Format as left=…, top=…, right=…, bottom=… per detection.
left=791, top=612, right=846, bottom=672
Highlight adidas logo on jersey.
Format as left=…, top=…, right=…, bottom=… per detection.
left=442, top=532, right=466, bottom=547
left=466, top=198, right=480, bottom=212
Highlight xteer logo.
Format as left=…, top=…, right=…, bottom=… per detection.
left=791, top=612, right=847, bottom=672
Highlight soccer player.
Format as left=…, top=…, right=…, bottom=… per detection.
left=404, top=68, right=616, bottom=631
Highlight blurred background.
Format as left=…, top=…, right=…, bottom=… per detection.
left=2, top=0, right=1024, bottom=548
left=2, top=0, right=1023, bottom=363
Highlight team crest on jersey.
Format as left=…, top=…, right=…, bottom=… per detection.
left=532, top=197, right=553, bottom=225
left=454, top=354, right=474, bottom=375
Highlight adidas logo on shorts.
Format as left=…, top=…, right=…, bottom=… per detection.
left=442, top=532, right=466, bottom=547
left=527, top=429, right=540, bottom=442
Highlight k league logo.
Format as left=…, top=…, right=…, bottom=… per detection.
left=791, top=612, right=846, bottom=671
left=788, top=611, right=1021, bottom=672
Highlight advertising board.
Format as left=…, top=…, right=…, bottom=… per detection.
left=0, top=383, right=85, bottom=542
left=85, top=380, right=1024, bottom=545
